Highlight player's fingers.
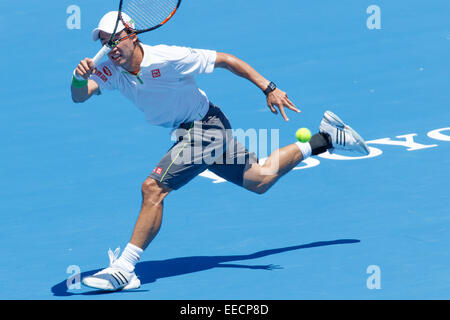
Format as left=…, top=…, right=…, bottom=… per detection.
left=285, top=97, right=300, bottom=113
left=267, top=102, right=278, bottom=114
left=284, top=101, right=300, bottom=113
left=76, top=63, right=92, bottom=80
left=76, top=64, right=88, bottom=78
left=87, top=58, right=95, bottom=70
left=79, top=58, right=88, bottom=67
left=82, top=58, right=94, bottom=70
left=86, top=59, right=97, bottom=75
left=79, top=60, right=89, bottom=73
left=278, top=105, right=289, bottom=121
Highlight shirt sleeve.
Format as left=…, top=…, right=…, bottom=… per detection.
left=170, top=46, right=217, bottom=77
left=89, top=62, right=118, bottom=92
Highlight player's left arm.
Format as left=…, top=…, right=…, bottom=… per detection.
left=214, top=52, right=300, bottom=121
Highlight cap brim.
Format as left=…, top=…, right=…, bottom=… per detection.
left=92, top=28, right=101, bottom=41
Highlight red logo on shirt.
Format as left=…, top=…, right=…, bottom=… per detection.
left=152, top=69, right=161, bottom=78
left=153, top=167, right=163, bottom=175
left=95, top=70, right=108, bottom=82
left=103, top=66, right=112, bottom=76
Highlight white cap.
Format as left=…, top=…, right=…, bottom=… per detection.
left=92, top=11, right=135, bottom=41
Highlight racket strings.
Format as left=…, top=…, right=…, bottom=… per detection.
left=122, top=0, right=179, bottom=31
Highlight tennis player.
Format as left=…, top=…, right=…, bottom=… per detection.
left=71, top=11, right=370, bottom=291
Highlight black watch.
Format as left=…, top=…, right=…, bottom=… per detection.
left=263, top=81, right=277, bottom=95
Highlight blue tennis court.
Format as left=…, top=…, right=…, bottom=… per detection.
left=1, top=0, right=449, bottom=299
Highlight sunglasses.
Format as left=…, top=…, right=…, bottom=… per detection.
left=103, top=32, right=136, bottom=48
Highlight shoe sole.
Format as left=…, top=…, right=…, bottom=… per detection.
left=82, top=276, right=141, bottom=291
left=82, top=277, right=116, bottom=291
left=123, top=277, right=141, bottom=290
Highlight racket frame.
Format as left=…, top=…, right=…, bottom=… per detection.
left=91, top=0, right=182, bottom=67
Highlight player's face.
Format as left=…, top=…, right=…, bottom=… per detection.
left=99, top=30, right=138, bottom=67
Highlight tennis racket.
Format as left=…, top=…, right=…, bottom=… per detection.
left=92, top=0, right=182, bottom=67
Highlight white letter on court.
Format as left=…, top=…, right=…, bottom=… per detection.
left=366, top=265, right=381, bottom=289
left=318, top=146, right=383, bottom=160
left=293, top=157, right=321, bottom=170
left=368, top=134, right=437, bottom=151
left=367, top=5, right=381, bottom=30
left=66, top=5, right=81, bottom=30
left=199, top=170, right=227, bottom=184
left=427, top=127, right=450, bottom=142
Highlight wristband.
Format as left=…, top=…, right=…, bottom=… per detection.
left=71, top=70, right=88, bottom=88
left=263, top=81, right=277, bottom=95
left=72, top=76, right=88, bottom=88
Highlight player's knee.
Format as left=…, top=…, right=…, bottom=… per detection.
left=243, top=165, right=274, bottom=195
left=252, top=184, right=271, bottom=195
left=141, top=178, right=169, bottom=201
left=245, top=178, right=273, bottom=195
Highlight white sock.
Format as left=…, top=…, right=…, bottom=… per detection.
left=295, top=141, right=312, bottom=160
left=114, top=243, right=143, bottom=272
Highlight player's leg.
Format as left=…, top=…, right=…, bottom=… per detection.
left=82, top=106, right=223, bottom=291
left=208, top=130, right=323, bottom=193
left=82, top=177, right=171, bottom=291
left=242, top=132, right=332, bottom=194
left=213, top=110, right=370, bottom=194
left=125, top=105, right=230, bottom=250
left=129, top=177, right=171, bottom=250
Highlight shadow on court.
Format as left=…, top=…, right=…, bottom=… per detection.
left=51, top=239, right=360, bottom=296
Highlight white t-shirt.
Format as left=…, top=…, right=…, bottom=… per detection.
left=90, top=44, right=217, bottom=128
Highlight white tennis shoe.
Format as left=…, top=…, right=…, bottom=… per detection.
left=82, top=247, right=141, bottom=291
left=319, top=111, right=370, bottom=155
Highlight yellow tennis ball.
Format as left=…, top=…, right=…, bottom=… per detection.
left=296, top=128, right=312, bottom=143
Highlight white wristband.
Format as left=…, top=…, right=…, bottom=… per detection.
left=73, top=69, right=86, bottom=81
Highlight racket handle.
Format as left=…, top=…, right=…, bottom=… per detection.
left=92, top=45, right=111, bottom=66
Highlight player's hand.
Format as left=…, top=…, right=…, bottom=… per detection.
left=74, top=58, right=96, bottom=80
left=266, top=88, right=300, bottom=122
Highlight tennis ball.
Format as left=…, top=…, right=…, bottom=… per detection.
left=296, top=128, right=312, bottom=143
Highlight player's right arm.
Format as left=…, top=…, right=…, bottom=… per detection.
left=71, top=58, right=100, bottom=103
